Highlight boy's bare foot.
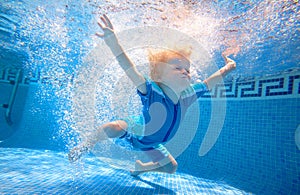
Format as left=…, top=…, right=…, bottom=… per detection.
left=130, top=160, right=145, bottom=176
left=68, top=145, right=89, bottom=162
left=129, top=158, right=177, bottom=176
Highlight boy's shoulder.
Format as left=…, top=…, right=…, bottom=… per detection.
left=181, top=82, right=208, bottom=99
left=145, top=77, right=165, bottom=97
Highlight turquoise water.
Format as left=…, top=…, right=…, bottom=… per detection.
left=0, top=0, right=299, bottom=194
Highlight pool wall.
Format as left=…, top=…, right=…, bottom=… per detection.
left=0, top=68, right=61, bottom=150
left=0, top=68, right=299, bottom=194
left=178, top=70, right=300, bottom=194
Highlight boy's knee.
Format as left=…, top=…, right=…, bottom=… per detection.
left=103, top=120, right=127, bottom=138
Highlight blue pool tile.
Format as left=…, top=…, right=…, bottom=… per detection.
left=0, top=148, right=250, bottom=195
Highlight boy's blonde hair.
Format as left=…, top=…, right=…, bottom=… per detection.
left=148, top=47, right=192, bottom=80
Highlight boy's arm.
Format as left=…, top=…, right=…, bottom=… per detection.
left=204, top=55, right=236, bottom=90
left=96, top=14, right=147, bottom=94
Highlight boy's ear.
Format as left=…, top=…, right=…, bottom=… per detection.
left=150, top=62, right=162, bottom=82
left=147, top=48, right=154, bottom=62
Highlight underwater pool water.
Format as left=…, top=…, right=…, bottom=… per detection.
left=0, top=0, right=299, bottom=194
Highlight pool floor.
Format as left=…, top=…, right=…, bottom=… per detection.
left=0, top=148, right=250, bottom=194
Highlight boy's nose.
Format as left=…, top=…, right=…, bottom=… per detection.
left=181, top=69, right=191, bottom=79
left=181, top=69, right=189, bottom=75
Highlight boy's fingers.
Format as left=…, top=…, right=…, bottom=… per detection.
left=103, top=14, right=113, bottom=29
left=222, top=53, right=229, bottom=61
left=222, top=54, right=234, bottom=64
left=97, top=21, right=104, bottom=29
left=95, top=32, right=104, bottom=37
left=222, top=55, right=229, bottom=62
left=100, top=16, right=108, bottom=27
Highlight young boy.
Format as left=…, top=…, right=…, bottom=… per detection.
left=69, top=14, right=236, bottom=176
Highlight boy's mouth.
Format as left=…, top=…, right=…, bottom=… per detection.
left=181, top=75, right=191, bottom=80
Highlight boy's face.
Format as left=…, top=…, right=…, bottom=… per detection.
left=158, top=57, right=191, bottom=92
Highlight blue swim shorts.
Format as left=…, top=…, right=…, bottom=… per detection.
left=115, top=115, right=170, bottom=162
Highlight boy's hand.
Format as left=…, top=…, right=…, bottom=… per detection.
left=96, top=14, right=119, bottom=47
left=222, top=54, right=236, bottom=71
left=217, top=54, right=236, bottom=76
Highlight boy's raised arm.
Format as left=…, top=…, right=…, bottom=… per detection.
left=96, top=14, right=147, bottom=94
left=203, top=54, right=236, bottom=90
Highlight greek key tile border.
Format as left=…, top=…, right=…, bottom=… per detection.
left=1, top=67, right=299, bottom=99
left=202, top=70, right=300, bottom=100
left=0, top=68, right=74, bottom=86
left=0, top=68, right=39, bottom=85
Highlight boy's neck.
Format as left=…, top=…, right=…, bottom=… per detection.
left=158, top=83, right=181, bottom=104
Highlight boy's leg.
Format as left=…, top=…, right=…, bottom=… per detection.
left=68, top=120, right=128, bottom=162
left=204, top=55, right=236, bottom=90
left=102, top=120, right=128, bottom=139
left=130, top=154, right=178, bottom=176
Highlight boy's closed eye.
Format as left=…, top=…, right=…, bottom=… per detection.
left=175, top=66, right=190, bottom=73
